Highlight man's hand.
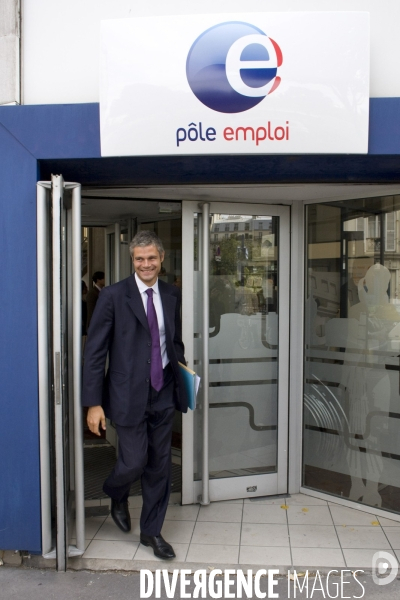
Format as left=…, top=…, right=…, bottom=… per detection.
left=87, top=405, right=106, bottom=436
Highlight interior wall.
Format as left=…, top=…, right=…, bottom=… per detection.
left=88, top=227, right=105, bottom=281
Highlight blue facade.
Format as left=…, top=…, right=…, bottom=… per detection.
left=0, top=104, right=100, bottom=553
left=0, top=99, right=400, bottom=552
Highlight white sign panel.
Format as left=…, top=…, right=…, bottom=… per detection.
left=100, top=12, right=370, bottom=156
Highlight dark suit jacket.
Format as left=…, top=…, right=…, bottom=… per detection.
left=82, top=275, right=188, bottom=425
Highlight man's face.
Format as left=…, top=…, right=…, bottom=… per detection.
left=132, top=244, right=164, bottom=287
left=96, top=278, right=105, bottom=289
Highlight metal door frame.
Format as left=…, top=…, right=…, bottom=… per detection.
left=37, top=176, right=85, bottom=570
left=105, top=223, right=121, bottom=286
left=181, top=201, right=290, bottom=504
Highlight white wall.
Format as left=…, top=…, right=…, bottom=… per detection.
left=1, top=0, right=20, bottom=104
left=22, top=0, right=400, bottom=105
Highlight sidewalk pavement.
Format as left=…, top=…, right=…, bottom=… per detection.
left=1, top=565, right=399, bottom=599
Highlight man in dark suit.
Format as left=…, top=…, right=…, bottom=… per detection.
left=82, top=231, right=188, bottom=559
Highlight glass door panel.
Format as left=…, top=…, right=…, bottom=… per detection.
left=186, top=203, right=289, bottom=502
left=37, top=176, right=85, bottom=570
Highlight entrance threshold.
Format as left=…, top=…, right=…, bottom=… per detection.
left=28, top=493, right=399, bottom=572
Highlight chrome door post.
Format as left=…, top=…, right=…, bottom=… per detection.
left=201, top=202, right=210, bottom=506
left=51, top=174, right=66, bottom=571
left=69, top=183, right=85, bottom=555
left=36, top=181, right=52, bottom=556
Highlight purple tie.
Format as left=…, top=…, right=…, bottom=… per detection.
left=145, top=288, right=164, bottom=392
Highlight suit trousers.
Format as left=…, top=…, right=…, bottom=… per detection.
left=103, top=366, right=175, bottom=536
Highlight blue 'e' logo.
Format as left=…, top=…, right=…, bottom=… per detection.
left=186, top=21, right=283, bottom=114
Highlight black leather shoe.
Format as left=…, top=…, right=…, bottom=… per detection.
left=111, top=499, right=131, bottom=533
left=140, top=533, right=176, bottom=559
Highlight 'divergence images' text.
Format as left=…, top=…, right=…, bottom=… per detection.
left=140, top=568, right=366, bottom=599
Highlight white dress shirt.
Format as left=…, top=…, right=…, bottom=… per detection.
left=135, top=273, right=169, bottom=368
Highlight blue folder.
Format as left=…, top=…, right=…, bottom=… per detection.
left=178, top=362, right=197, bottom=410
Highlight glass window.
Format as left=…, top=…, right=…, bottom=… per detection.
left=304, top=196, right=400, bottom=514
left=386, top=212, right=396, bottom=252
left=194, top=213, right=280, bottom=480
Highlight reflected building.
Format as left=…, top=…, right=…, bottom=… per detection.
left=304, top=197, right=400, bottom=512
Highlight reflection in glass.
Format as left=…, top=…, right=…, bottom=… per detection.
left=304, top=197, right=400, bottom=513
left=194, top=214, right=280, bottom=480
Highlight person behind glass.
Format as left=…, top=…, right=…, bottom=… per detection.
left=86, top=271, right=105, bottom=330
left=82, top=231, right=188, bottom=560
left=173, top=275, right=182, bottom=289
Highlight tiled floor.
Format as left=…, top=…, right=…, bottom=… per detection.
left=75, top=494, right=400, bottom=569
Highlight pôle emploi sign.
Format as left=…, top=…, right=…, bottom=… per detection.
left=99, top=12, right=369, bottom=156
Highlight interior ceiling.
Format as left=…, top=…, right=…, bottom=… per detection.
left=81, top=183, right=400, bottom=225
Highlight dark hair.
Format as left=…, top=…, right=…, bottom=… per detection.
left=81, top=280, right=88, bottom=292
left=129, top=231, right=164, bottom=258
left=92, top=271, right=105, bottom=283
